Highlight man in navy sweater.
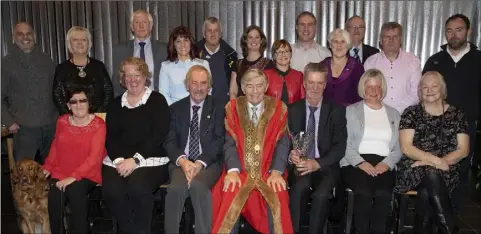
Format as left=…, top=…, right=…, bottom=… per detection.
left=196, top=17, right=238, bottom=106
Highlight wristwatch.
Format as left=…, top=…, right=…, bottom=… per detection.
left=133, top=157, right=141, bottom=165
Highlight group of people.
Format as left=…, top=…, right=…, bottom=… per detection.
left=2, top=8, right=480, bottom=234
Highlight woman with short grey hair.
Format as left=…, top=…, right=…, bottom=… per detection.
left=320, top=28, right=364, bottom=106
left=341, top=69, right=401, bottom=234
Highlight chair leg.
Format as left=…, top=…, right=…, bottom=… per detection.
left=112, top=218, right=118, bottom=234
left=346, top=189, right=354, bottom=234
left=397, top=194, right=409, bottom=234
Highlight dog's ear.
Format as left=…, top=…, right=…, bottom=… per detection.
left=35, top=165, right=45, bottom=182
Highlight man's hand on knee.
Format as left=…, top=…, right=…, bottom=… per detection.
left=267, top=170, right=286, bottom=192
left=223, top=171, right=241, bottom=192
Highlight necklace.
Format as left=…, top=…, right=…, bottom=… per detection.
left=78, top=66, right=86, bottom=77
left=72, top=58, right=89, bottom=78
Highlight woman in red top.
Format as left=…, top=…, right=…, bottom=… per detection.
left=43, top=86, right=106, bottom=234
left=264, top=40, right=305, bottom=104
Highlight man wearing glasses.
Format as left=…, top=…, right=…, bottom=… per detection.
left=291, top=11, right=331, bottom=72
left=345, top=15, right=380, bottom=64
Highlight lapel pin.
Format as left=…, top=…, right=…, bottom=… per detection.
left=207, top=115, right=211, bottom=119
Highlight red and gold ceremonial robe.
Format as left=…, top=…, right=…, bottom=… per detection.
left=211, top=96, right=293, bottom=234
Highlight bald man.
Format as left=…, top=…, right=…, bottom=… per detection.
left=1, top=22, right=58, bottom=163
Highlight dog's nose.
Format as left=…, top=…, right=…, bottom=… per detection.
left=22, top=177, right=28, bottom=184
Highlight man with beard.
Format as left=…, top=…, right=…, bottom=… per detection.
left=423, top=13, right=481, bottom=217
left=1, top=22, right=57, bottom=163
left=345, top=15, right=379, bottom=64
left=291, top=12, right=331, bottom=72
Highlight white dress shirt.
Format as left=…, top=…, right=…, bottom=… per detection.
left=134, top=37, right=155, bottom=90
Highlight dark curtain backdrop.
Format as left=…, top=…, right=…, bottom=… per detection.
left=2, top=1, right=481, bottom=76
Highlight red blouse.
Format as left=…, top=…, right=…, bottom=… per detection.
left=43, top=114, right=106, bottom=184
left=264, top=68, right=305, bottom=104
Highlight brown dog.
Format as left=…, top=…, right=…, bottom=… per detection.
left=11, top=159, right=50, bottom=234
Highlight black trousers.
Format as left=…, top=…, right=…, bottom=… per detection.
left=342, top=154, right=395, bottom=234
left=414, top=171, right=455, bottom=234
left=48, top=178, right=96, bottom=234
left=288, top=166, right=338, bottom=234
left=101, top=165, right=169, bottom=234
left=451, top=120, right=476, bottom=215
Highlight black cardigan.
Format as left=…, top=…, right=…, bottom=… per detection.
left=53, top=57, right=113, bottom=114
left=105, top=91, right=170, bottom=161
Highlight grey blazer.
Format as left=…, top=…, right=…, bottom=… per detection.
left=340, top=101, right=402, bottom=169
left=111, top=39, right=167, bottom=97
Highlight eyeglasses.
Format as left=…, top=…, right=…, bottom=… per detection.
left=125, top=74, right=143, bottom=80
left=68, top=99, right=88, bottom=105
left=276, top=50, right=291, bottom=55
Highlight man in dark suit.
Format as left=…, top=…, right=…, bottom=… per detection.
left=345, top=15, right=379, bottom=64
left=111, top=9, right=167, bottom=97
left=163, top=65, right=224, bottom=234
left=288, top=63, right=347, bottom=234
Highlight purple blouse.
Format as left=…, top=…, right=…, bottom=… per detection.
left=320, top=56, right=364, bottom=107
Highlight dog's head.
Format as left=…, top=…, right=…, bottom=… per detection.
left=13, top=159, right=45, bottom=190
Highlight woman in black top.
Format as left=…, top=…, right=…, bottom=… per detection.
left=102, top=57, right=170, bottom=234
left=53, top=26, right=113, bottom=114
left=396, top=71, right=469, bottom=234
left=228, top=25, right=274, bottom=98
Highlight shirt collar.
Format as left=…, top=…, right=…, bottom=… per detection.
left=305, top=98, right=322, bottom=109
left=121, top=87, right=152, bottom=108
left=190, top=98, right=205, bottom=109
left=204, top=43, right=221, bottom=55
left=248, top=100, right=264, bottom=113
left=134, top=37, right=151, bottom=46
left=380, top=48, right=404, bottom=61
left=294, top=41, right=319, bottom=50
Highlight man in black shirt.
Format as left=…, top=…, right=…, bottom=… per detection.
left=196, top=17, right=238, bottom=106
left=423, top=13, right=481, bottom=216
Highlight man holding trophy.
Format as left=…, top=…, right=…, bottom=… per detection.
left=287, top=63, right=347, bottom=234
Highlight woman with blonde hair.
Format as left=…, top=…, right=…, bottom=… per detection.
left=53, top=26, right=113, bottom=114
left=341, top=69, right=401, bottom=234
left=396, top=71, right=469, bottom=233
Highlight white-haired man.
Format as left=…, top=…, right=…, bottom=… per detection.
left=112, top=10, right=167, bottom=96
